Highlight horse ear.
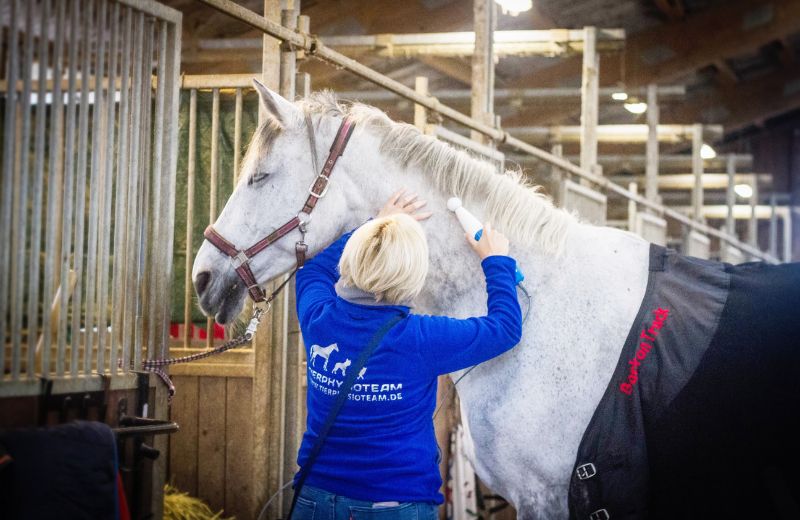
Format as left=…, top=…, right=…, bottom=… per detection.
left=252, top=78, right=298, bottom=125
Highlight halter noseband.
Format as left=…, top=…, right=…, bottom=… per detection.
left=203, top=117, right=356, bottom=303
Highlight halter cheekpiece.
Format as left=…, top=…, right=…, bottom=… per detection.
left=203, top=117, right=356, bottom=304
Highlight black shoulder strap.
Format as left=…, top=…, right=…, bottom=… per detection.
left=287, top=312, right=405, bottom=518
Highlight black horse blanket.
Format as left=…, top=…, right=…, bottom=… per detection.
left=569, top=245, right=800, bottom=520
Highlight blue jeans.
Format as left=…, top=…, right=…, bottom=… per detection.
left=290, top=485, right=439, bottom=520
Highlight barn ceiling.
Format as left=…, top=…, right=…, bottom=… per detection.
left=167, top=0, right=800, bottom=141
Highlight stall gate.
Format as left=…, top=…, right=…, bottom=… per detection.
left=1, top=0, right=181, bottom=516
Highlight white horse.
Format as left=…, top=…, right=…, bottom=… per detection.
left=192, top=83, right=790, bottom=516
left=309, top=343, right=339, bottom=371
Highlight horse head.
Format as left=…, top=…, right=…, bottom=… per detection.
left=192, top=82, right=368, bottom=324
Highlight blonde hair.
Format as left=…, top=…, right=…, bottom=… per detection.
left=338, top=214, right=429, bottom=304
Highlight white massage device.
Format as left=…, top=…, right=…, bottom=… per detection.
left=447, top=197, right=525, bottom=284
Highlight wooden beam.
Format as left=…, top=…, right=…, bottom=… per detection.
left=511, top=0, right=800, bottom=89
left=418, top=56, right=472, bottom=85
left=663, top=61, right=800, bottom=132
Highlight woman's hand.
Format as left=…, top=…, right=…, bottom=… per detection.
left=466, top=222, right=510, bottom=260
left=377, top=188, right=433, bottom=221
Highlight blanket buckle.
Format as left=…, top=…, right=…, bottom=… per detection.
left=576, top=462, right=597, bottom=480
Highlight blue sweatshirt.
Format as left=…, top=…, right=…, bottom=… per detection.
left=294, top=230, right=523, bottom=504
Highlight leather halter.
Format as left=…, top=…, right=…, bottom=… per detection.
left=203, top=117, right=356, bottom=303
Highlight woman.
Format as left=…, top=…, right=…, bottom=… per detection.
left=292, top=189, right=523, bottom=519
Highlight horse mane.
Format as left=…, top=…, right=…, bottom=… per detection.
left=299, top=91, right=576, bottom=255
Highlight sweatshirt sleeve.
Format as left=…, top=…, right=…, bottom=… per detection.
left=295, top=230, right=354, bottom=328
left=415, top=255, right=523, bottom=376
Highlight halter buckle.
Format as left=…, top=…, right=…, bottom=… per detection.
left=297, top=211, right=312, bottom=233
left=232, top=251, right=250, bottom=269
left=308, top=174, right=330, bottom=198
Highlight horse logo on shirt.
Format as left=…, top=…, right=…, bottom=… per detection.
left=310, top=343, right=339, bottom=371
left=332, top=358, right=352, bottom=376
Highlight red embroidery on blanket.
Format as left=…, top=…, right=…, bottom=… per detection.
left=619, top=308, right=669, bottom=395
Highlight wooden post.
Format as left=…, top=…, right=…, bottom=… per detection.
left=276, top=8, right=299, bottom=517
left=580, top=26, right=599, bottom=173
left=749, top=180, right=758, bottom=249
left=252, top=1, right=282, bottom=516
left=471, top=0, right=495, bottom=144
left=414, top=76, right=429, bottom=130
left=645, top=84, right=659, bottom=208
left=551, top=143, right=564, bottom=205
left=769, top=193, right=778, bottom=258
left=726, top=155, right=736, bottom=236
left=692, top=123, right=704, bottom=223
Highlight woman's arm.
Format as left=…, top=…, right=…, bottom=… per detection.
left=415, top=254, right=523, bottom=376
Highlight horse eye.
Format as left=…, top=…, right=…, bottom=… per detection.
left=248, top=172, right=271, bottom=186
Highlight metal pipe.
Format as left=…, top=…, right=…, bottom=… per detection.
left=159, top=17, right=183, bottom=359
left=147, top=21, right=168, bottom=360
left=122, top=10, right=145, bottom=373
left=133, top=17, right=154, bottom=371
left=194, top=0, right=776, bottom=262
left=28, top=0, right=51, bottom=378
left=96, top=0, right=121, bottom=374
left=58, top=0, right=82, bottom=377
left=183, top=89, right=197, bottom=350
left=41, top=0, right=67, bottom=377
left=111, top=6, right=134, bottom=375
left=85, top=0, right=108, bottom=375
left=71, top=0, right=95, bottom=376
left=10, top=0, right=35, bottom=380
left=197, top=28, right=626, bottom=57
left=1, top=0, right=20, bottom=379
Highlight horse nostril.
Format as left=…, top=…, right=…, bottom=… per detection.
left=194, top=271, right=211, bottom=296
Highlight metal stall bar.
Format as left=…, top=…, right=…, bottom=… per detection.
left=121, top=10, right=146, bottom=373
left=183, top=89, right=197, bottom=350
left=1, top=0, right=20, bottom=380
left=41, top=0, right=67, bottom=377
left=71, top=0, right=96, bottom=376
left=148, top=20, right=168, bottom=360
left=10, top=0, right=35, bottom=380
left=85, top=0, right=108, bottom=375
left=96, top=1, right=121, bottom=375
left=133, top=16, right=155, bottom=371
left=159, top=12, right=182, bottom=361
left=111, top=5, right=135, bottom=376
left=27, top=0, right=51, bottom=379
left=195, top=0, right=776, bottom=263
left=57, top=0, right=82, bottom=376
left=207, top=88, right=220, bottom=350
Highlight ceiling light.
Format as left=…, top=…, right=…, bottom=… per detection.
left=623, top=101, right=647, bottom=114
left=495, top=0, right=533, bottom=16
left=700, top=143, right=717, bottom=160
left=611, top=92, right=629, bottom=101
left=734, top=183, right=753, bottom=199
